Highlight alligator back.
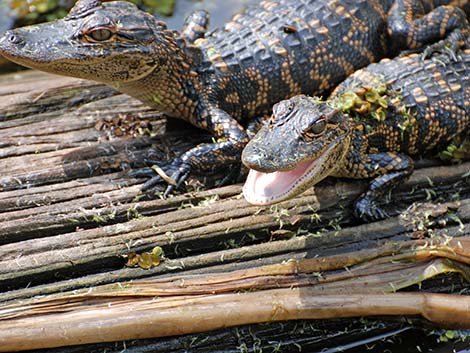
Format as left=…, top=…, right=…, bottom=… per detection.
left=332, top=48, right=470, bottom=156
left=196, top=0, right=393, bottom=119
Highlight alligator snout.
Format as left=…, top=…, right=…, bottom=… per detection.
left=242, top=144, right=278, bottom=172
left=0, top=29, right=28, bottom=62
left=0, top=30, right=23, bottom=53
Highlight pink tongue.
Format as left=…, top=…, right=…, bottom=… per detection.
left=243, top=160, right=314, bottom=204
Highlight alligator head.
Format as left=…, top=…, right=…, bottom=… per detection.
left=0, top=0, right=176, bottom=84
left=242, top=95, right=353, bottom=205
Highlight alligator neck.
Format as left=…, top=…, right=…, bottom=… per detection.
left=114, top=31, right=201, bottom=120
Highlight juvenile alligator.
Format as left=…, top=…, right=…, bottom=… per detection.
left=242, top=34, right=470, bottom=220
left=0, top=0, right=469, bottom=195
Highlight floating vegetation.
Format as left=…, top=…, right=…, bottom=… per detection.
left=5, top=0, right=176, bottom=28
left=130, top=0, right=177, bottom=16
left=9, top=0, right=74, bottom=24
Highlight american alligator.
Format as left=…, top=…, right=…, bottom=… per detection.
left=242, top=32, right=470, bottom=220
left=0, top=0, right=469, bottom=195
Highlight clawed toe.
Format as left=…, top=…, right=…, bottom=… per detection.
left=354, top=196, right=389, bottom=221
left=129, top=167, right=159, bottom=179
left=129, top=157, right=192, bottom=196
left=141, top=175, right=165, bottom=191
left=163, top=167, right=191, bottom=197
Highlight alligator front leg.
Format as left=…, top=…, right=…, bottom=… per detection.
left=134, top=107, right=249, bottom=195
left=340, top=151, right=414, bottom=221
left=388, top=0, right=469, bottom=54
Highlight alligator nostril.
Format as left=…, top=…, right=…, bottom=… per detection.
left=5, top=32, right=21, bottom=44
left=242, top=148, right=265, bottom=168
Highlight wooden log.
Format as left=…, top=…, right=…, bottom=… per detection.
left=0, top=235, right=469, bottom=351
left=1, top=292, right=470, bottom=352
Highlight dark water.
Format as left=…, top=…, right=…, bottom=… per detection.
left=0, top=0, right=258, bottom=72
left=0, top=0, right=258, bottom=33
left=161, top=0, right=258, bottom=30
left=0, top=0, right=14, bottom=34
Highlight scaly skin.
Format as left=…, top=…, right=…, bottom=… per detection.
left=0, top=0, right=468, bottom=195
left=242, top=34, right=470, bottom=220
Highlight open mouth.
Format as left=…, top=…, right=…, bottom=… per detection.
left=243, top=158, right=320, bottom=205
left=243, top=135, right=349, bottom=206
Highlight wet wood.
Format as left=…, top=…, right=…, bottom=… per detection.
left=0, top=69, right=469, bottom=351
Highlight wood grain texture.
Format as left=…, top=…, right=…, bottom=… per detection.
left=0, top=69, right=469, bottom=351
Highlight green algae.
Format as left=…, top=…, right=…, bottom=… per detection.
left=6, top=0, right=176, bottom=28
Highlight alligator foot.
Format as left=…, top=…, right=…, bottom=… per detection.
left=422, top=28, right=469, bottom=61
left=181, top=10, right=210, bottom=43
left=354, top=194, right=389, bottom=222
left=130, top=157, right=191, bottom=196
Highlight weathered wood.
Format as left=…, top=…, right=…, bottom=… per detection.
left=0, top=69, right=469, bottom=351
left=0, top=235, right=469, bottom=351
left=2, top=209, right=469, bottom=305
left=1, top=155, right=469, bottom=292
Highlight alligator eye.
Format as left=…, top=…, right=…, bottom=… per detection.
left=311, top=119, right=327, bottom=134
left=303, top=118, right=327, bottom=139
left=87, top=28, right=113, bottom=41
